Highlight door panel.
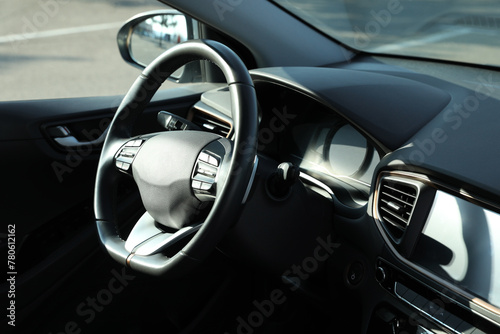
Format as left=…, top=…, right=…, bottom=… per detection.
left=0, top=82, right=221, bottom=323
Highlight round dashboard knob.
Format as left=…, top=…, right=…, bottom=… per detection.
left=375, top=266, right=387, bottom=283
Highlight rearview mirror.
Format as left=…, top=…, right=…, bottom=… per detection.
left=117, top=10, right=193, bottom=73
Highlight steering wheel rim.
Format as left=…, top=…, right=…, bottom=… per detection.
left=94, top=39, right=258, bottom=277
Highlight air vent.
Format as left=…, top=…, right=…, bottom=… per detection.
left=191, top=111, right=231, bottom=137
left=378, top=178, right=418, bottom=238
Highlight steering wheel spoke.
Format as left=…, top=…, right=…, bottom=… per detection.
left=134, top=224, right=202, bottom=256
left=124, top=211, right=202, bottom=256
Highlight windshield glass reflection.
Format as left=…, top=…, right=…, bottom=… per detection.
left=272, top=0, right=500, bottom=67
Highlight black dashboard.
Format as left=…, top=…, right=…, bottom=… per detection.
left=184, top=57, right=500, bottom=334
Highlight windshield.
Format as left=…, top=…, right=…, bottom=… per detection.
left=272, top=0, right=500, bottom=68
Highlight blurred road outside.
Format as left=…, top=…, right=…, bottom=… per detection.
left=0, top=0, right=167, bottom=101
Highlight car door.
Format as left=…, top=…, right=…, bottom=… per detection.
left=0, top=2, right=220, bottom=330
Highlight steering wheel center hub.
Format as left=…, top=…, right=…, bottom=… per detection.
left=132, top=131, right=221, bottom=229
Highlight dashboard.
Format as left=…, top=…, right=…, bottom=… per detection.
left=184, top=58, right=500, bottom=334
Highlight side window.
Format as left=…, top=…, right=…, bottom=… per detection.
left=0, top=1, right=199, bottom=102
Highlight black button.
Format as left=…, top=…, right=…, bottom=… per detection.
left=402, top=288, right=419, bottom=303
left=395, top=282, right=408, bottom=296
left=445, top=313, right=462, bottom=329
left=347, top=262, right=363, bottom=286
left=456, top=321, right=474, bottom=334
left=413, top=295, right=428, bottom=309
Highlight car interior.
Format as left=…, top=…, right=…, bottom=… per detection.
left=2, top=1, right=500, bottom=334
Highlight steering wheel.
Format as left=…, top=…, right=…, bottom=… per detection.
left=94, top=40, right=258, bottom=277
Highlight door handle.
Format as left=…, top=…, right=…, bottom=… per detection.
left=50, top=125, right=108, bottom=148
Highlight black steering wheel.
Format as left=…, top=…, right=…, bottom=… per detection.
left=94, top=40, right=258, bottom=277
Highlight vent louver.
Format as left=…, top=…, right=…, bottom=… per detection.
left=192, top=112, right=231, bottom=137
left=378, top=178, right=418, bottom=238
